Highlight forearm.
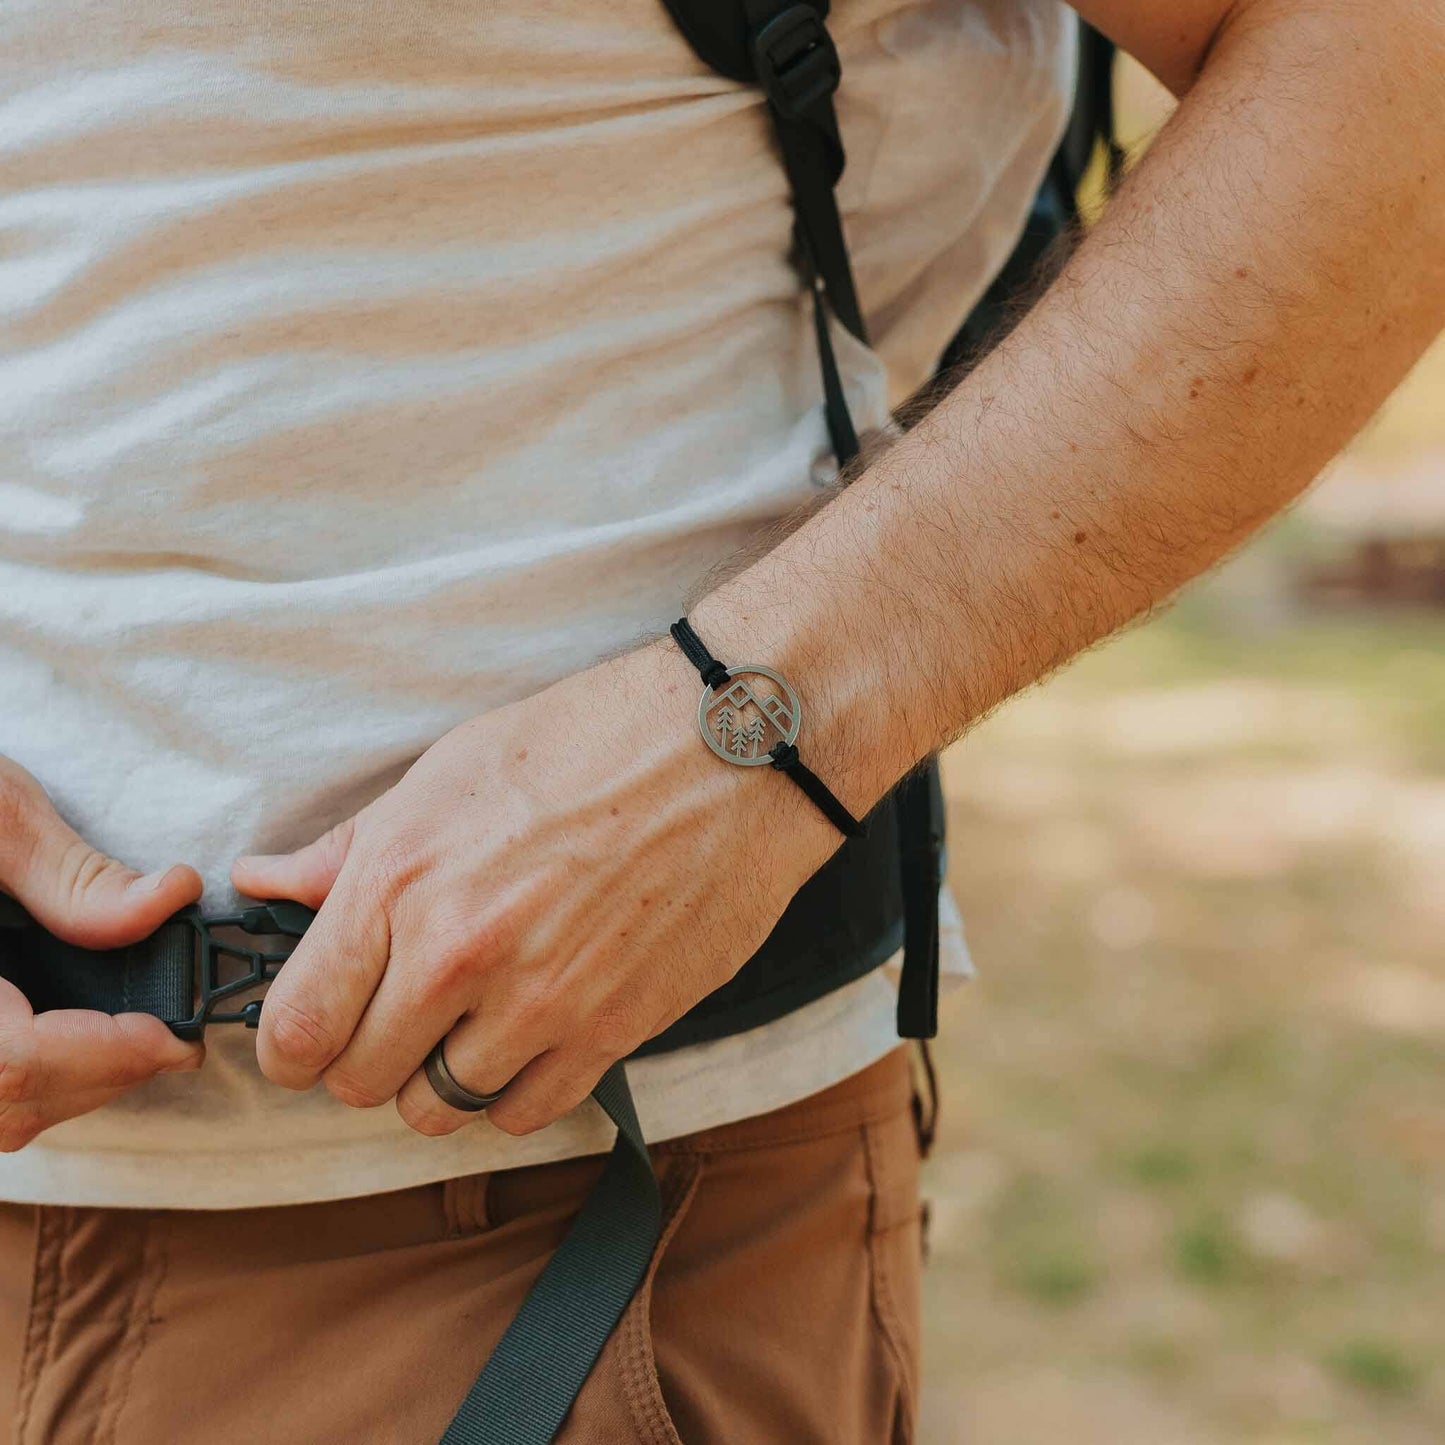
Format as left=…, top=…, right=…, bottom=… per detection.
left=691, top=0, right=1445, bottom=814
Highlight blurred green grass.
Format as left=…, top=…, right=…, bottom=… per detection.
left=921, top=573, right=1445, bottom=1444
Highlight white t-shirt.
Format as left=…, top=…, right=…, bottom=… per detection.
left=0, top=0, right=1072, bottom=1207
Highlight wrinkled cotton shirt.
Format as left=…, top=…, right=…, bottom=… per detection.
left=0, top=0, right=1072, bottom=1206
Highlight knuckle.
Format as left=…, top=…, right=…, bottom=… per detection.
left=314, top=816, right=358, bottom=876
left=101, top=1019, right=177, bottom=1087
left=484, top=1098, right=543, bottom=1137
left=485, top=1068, right=587, bottom=1137
left=0, top=1042, right=38, bottom=1106
left=508, top=980, right=561, bottom=1041
left=472, top=909, right=520, bottom=962
left=341, top=864, right=396, bottom=932
left=365, top=831, right=427, bottom=899
left=419, top=912, right=511, bottom=1001
left=473, top=909, right=522, bottom=966
left=582, top=1003, right=638, bottom=1062
left=396, top=1092, right=459, bottom=1138
left=0, top=1051, right=33, bottom=1103
left=322, top=1066, right=389, bottom=1110
left=420, top=939, right=479, bottom=1002
left=55, top=838, right=125, bottom=913
left=264, top=998, right=339, bottom=1074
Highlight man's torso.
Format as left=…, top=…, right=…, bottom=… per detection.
left=0, top=0, right=1069, bottom=1204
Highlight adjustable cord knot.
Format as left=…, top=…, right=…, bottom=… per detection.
left=671, top=616, right=866, bottom=840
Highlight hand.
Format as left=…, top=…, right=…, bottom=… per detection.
left=232, top=638, right=843, bottom=1138
left=0, top=759, right=205, bottom=1151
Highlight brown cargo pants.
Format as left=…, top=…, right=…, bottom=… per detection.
left=0, top=1049, right=922, bottom=1444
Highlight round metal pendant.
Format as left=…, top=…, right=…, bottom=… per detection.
left=697, top=665, right=802, bottom=766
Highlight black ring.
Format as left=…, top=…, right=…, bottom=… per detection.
left=423, top=1041, right=506, bottom=1113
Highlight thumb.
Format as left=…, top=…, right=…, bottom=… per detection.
left=0, top=761, right=201, bottom=950
left=232, top=815, right=357, bottom=909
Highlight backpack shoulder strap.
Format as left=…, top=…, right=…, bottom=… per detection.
left=661, top=1, right=943, bottom=1047
left=660, top=0, right=864, bottom=464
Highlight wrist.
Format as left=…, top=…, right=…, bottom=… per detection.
left=634, top=627, right=842, bottom=872
left=684, top=582, right=916, bottom=820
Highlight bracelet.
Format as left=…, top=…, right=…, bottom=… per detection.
left=669, top=617, right=866, bottom=839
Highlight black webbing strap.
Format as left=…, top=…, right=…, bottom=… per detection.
left=806, top=255, right=860, bottom=467
left=744, top=0, right=863, bottom=340
left=744, top=0, right=864, bottom=467
left=894, top=763, right=943, bottom=1040
left=656, top=0, right=863, bottom=466
left=440, top=1063, right=660, bottom=1445
left=0, top=897, right=194, bottom=1024
left=0, top=898, right=659, bottom=1445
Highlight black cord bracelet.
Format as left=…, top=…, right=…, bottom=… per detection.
left=669, top=617, right=866, bottom=839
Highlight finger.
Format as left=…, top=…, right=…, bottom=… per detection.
left=318, top=888, right=513, bottom=1110
left=483, top=1049, right=606, bottom=1139
left=0, top=1002, right=203, bottom=1151
left=0, top=761, right=201, bottom=950
left=393, top=1009, right=545, bottom=1138
left=394, top=1066, right=472, bottom=1139
left=231, top=815, right=356, bottom=909
left=254, top=866, right=390, bottom=1091
left=31, top=1008, right=205, bottom=1085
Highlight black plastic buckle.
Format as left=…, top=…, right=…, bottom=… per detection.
left=751, top=5, right=841, bottom=121
left=170, top=899, right=315, bottom=1040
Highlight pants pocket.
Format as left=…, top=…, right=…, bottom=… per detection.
left=864, top=1112, right=924, bottom=1444
left=560, top=1153, right=702, bottom=1445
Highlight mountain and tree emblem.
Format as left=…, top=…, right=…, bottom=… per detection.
left=704, top=676, right=798, bottom=762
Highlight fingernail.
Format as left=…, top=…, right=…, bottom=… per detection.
left=127, top=867, right=174, bottom=896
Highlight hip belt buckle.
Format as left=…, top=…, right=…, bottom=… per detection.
left=170, top=899, right=315, bottom=1040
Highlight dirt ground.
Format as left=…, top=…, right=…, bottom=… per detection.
left=919, top=553, right=1445, bottom=1443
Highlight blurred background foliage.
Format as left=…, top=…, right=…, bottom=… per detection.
left=920, top=53, right=1445, bottom=1445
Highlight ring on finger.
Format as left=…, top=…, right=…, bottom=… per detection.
left=423, top=1040, right=507, bottom=1113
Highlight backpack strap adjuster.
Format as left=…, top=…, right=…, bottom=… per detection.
left=750, top=5, right=840, bottom=121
